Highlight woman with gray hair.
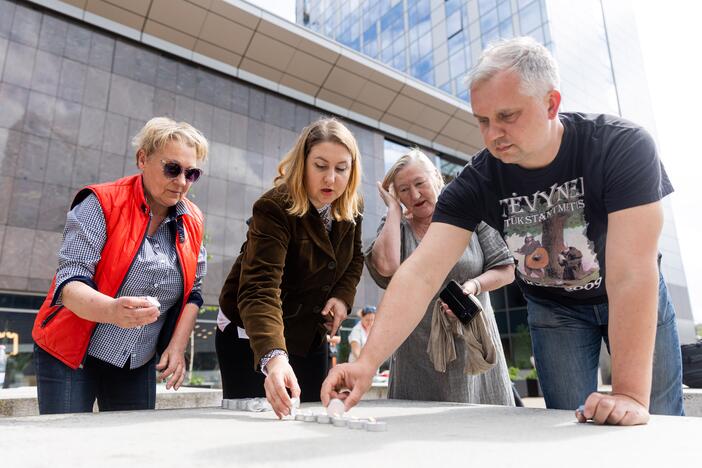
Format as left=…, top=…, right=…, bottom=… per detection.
left=32, top=117, right=208, bottom=414
left=365, top=149, right=515, bottom=404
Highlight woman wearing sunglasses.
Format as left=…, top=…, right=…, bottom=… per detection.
left=32, top=117, right=208, bottom=414
left=218, top=118, right=364, bottom=418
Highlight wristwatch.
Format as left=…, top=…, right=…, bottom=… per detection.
left=259, top=349, right=288, bottom=376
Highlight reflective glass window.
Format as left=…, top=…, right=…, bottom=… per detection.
left=455, top=76, right=467, bottom=97
left=446, top=9, right=463, bottom=38
left=409, top=25, right=419, bottom=44
left=494, top=310, right=508, bottom=334
left=439, top=157, right=465, bottom=182
left=381, top=45, right=393, bottom=62
left=420, top=68, right=434, bottom=86
left=384, top=139, right=410, bottom=174
left=478, top=0, right=497, bottom=14
left=519, top=0, right=542, bottom=33
left=348, top=37, right=360, bottom=51
left=417, top=0, right=431, bottom=17
left=445, top=0, right=462, bottom=17
left=499, top=18, right=513, bottom=38
left=447, top=30, right=465, bottom=56
left=482, top=26, right=500, bottom=48
left=411, top=54, right=433, bottom=83
left=498, top=0, right=512, bottom=22
left=363, top=24, right=378, bottom=58
left=480, top=7, right=498, bottom=32
left=418, top=32, right=432, bottom=58
left=380, top=2, right=402, bottom=31
left=418, top=17, right=431, bottom=37
left=409, top=40, right=421, bottom=63
left=409, top=0, right=431, bottom=27
left=393, top=35, right=404, bottom=55
left=392, top=53, right=406, bottom=71
left=381, top=26, right=392, bottom=49
left=525, top=26, right=544, bottom=44
left=449, top=50, right=467, bottom=78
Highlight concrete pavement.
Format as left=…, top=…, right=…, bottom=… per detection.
left=2, top=399, right=700, bottom=467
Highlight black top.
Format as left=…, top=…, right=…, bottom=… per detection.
left=433, top=113, right=673, bottom=304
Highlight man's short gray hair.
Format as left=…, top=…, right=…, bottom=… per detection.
left=467, top=36, right=560, bottom=97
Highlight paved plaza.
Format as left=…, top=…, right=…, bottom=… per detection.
left=3, top=399, right=701, bottom=467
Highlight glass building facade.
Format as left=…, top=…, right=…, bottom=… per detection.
left=299, top=0, right=553, bottom=101
left=298, top=0, right=696, bottom=364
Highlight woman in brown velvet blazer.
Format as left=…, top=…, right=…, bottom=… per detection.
left=218, top=118, right=364, bottom=418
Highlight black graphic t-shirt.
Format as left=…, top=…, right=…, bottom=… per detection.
left=433, top=113, right=673, bottom=304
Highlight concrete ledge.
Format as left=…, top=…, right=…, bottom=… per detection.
left=4, top=401, right=702, bottom=467
left=598, top=385, right=701, bottom=417
left=0, top=385, right=222, bottom=417
left=683, top=388, right=702, bottom=417
left=3, top=385, right=699, bottom=417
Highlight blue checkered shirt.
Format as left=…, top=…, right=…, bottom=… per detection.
left=55, top=193, right=207, bottom=369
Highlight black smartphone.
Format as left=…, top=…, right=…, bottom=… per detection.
left=439, top=280, right=483, bottom=326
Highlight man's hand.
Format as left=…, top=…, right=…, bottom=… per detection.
left=576, top=392, right=650, bottom=425
left=109, top=296, right=159, bottom=328
left=264, top=355, right=301, bottom=419
left=156, top=345, right=187, bottom=390
left=321, top=297, right=348, bottom=336
left=320, top=361, right=376, bottom=412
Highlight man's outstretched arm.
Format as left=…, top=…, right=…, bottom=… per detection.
left=579, top=201, right=663, bottom=425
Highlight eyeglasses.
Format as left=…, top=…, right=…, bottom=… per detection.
left=160, top=160, right=203, bottom=183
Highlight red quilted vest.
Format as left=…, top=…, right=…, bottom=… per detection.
left=32, top=174, right=204, bottom=369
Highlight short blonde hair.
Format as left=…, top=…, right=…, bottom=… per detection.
left=132, top=117, right=209, bottom=164
left=382, top=148, right=444, bottom=198
left=274, top=118, right=363, bottom=222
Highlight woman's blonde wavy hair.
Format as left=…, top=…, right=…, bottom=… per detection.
left=274, top=118, right=362, bottom=222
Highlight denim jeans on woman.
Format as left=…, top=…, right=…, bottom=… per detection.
left=525, top=274, right=684, bottom=415
left=34, top=344, right=156, bottom=414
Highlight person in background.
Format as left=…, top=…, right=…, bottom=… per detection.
left=348, top=306, right=376, bottom=363
left=32, top=117, right=208, bottom=414
left=365, top=150, right=515, bottom=405
left=218, top=118, right=364, bottom=418
left=328, top=334, right=341, bottom=368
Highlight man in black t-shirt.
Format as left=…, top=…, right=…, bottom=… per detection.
left=321, top=37, right=683, bottom=425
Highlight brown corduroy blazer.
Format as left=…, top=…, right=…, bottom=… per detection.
left=219, top=185, right=364, bottom=368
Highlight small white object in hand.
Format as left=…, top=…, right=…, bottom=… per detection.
left=326, top=398, right=345, bottom=417
left=285, top=397, right=300, bottom=419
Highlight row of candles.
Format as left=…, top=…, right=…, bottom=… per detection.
left=293, top=410, right=387, bottom=432
left=221, top=397, right=387, bottom=431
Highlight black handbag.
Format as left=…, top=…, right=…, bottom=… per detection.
left=681, top=340, right=702, bottom=388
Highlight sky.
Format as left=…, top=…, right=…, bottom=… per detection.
left=633, top=1, right=702, bottom=324
left=248, top=0, right=702, bottom=324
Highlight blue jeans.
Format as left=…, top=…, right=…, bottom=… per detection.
left=525, top=275, right=684, bottom=415
left=34, top=344, right=156, bottom=414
